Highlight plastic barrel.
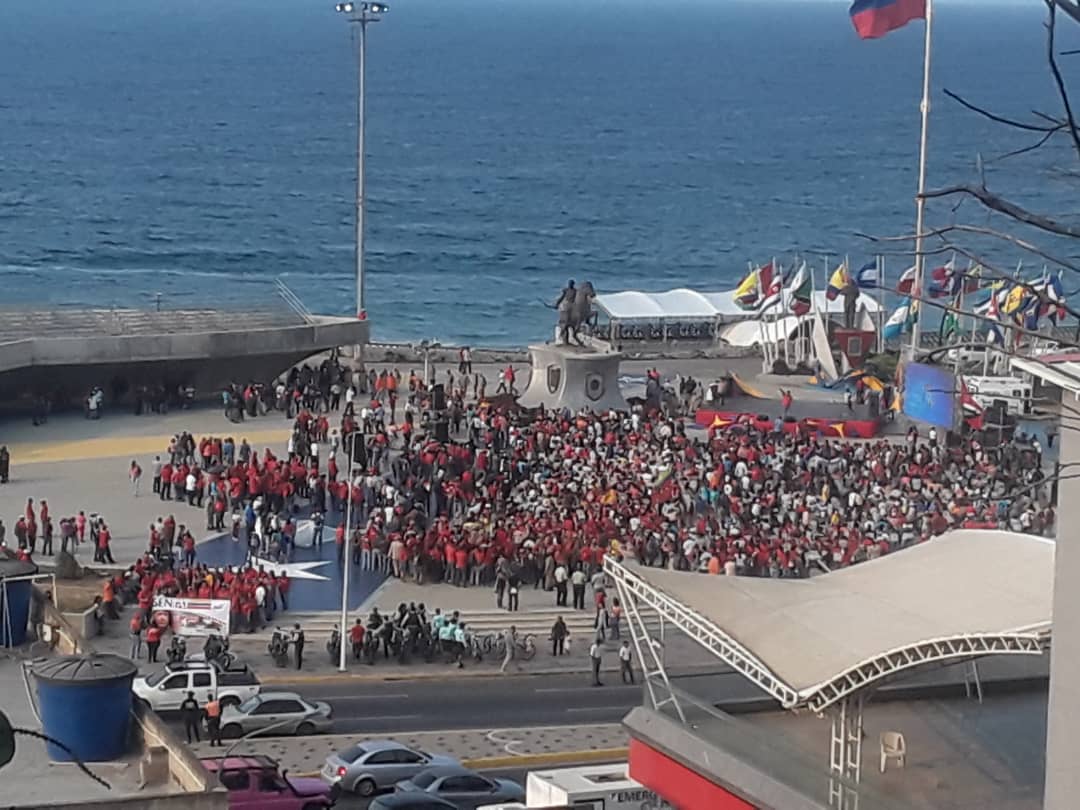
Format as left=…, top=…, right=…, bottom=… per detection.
left=32, top=655, right=138, bottom=761
left=0, top=558, right=38, bottom=647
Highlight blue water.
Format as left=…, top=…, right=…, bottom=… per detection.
left=0, top=0, right=1074, bottom=345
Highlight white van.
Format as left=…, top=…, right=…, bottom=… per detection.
left=521, top=763, right=672, bottom=810
left=963, top=375, right=1032, bottom=416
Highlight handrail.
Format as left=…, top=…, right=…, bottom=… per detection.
left=274, top=278, right=315, bottom=324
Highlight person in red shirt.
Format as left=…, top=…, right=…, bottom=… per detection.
left=146, top=623, right=163, bottom=663
left=348, top=619, right=365, bottom=659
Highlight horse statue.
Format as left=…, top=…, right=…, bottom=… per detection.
left=551, top=280, right=597, bottom=347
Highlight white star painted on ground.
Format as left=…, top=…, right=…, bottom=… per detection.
left=249, top=555, right=333, bottom=581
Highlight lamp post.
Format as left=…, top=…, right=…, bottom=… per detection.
left=335, top=1, right=389, bottom=322
left=338, top=431, right=357, bottom=672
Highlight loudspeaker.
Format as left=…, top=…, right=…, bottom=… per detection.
left=987, top=399, right=1008, bottom=425
left=434, top=417, right=450, bottom=443
left=432, top=384, right=447, bottom=412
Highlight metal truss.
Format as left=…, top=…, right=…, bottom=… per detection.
left=804, top=633, right=1048, bottom=713
left=828, top=695, right=863, bottom=810
left=604, top=558, right=800, bottom=708
left=615, top=576, right=687, bottom=724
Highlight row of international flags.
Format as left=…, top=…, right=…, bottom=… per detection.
left=732, top=257, right=1070, bottom=344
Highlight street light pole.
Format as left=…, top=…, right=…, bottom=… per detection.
left=335, top=2, right=389, bottom=321
left=338, top=432, right=354, bottom=673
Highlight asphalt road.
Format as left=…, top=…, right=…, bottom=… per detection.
left=161, top=670, right=766, bottom=736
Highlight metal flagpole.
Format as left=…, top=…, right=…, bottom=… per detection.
left=876, top=255, right=885, bottom=353
left=908, top=0, right=935, bottom=357
left=338, top=433, right=354, bottom=673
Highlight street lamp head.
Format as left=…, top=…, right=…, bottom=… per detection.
left=368, top=2, right=390, bottom=13
left=334, top=2, right=355, bottom=13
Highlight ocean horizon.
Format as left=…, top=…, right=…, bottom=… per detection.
left=1, top=0, right=1075, bottom=345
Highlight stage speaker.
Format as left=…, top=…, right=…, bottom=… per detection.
left=434, top=417, right=450, bottom=443
left=987, top=399, right=1008, bottom=425
left=432, top=383, right=447, bottom=412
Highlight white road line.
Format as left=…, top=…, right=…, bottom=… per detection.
left=329, top=693, right=410, bottom=701
left=535, top=686, right=638, bottom=693
left=565, top=705, right=637, bottom=713
left=363, top=714, right=423, bottom=721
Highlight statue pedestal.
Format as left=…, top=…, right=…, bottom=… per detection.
left=519, top=343, right=627, bottom=412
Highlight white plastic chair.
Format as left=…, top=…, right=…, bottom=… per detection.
left=879, top=731, right=907, bottom=773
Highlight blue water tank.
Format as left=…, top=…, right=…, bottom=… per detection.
left=0, top=558, right=38, bottom=647
left=32, top=654, right=138, bottom=762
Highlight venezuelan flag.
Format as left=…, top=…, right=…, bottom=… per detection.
left=849, top=0, right=926, bottom=40
left=825, top=263, right=850, bottom=302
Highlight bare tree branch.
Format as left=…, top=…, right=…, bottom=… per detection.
left=920, top=184, right=1080, bottom=239
left=994, top=128, right=1061, bottom=162
left=1046, top=0, right=1080, bottom=158
left=942, top=87, right=1060, bottom=132
left=1053, top=0, right=1080, bottom=26
left=855, top=223, right=1080, bottom=273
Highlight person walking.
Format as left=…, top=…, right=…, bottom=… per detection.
left=291, top=623, right=306, bottom=670
left=146, top=623, right=162, bottom=663
left=500, top=625, right=518, bottom=674
left=589, top=639, right=603, bottom=687
left=129, top=459, right=143, bottom=497
left=128, top=613, right=143, bottom=659
left=554, top=563, right=568, bottom=607
left=550, top=616, right=568, bottom=656
left=180, top=691, right=201, bottom=743
left=618, top=641, right=635, bottom=684
left=204, top=695, right=222, bottom=747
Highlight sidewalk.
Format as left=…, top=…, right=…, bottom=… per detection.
left=189, top=723, right=628, bottom=776
left=88, top=600, right=706, bottom=682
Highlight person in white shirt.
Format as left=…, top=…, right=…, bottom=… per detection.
left=589, top=640, right=603, bottom=686
left=618, top=641, right=634, bottom=684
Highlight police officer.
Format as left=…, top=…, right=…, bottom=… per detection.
left=179, top=691, right=201, bottom=743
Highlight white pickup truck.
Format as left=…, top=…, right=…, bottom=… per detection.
left=133, top=660, right=261, bottom=712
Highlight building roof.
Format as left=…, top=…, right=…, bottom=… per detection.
left=594, top=288, right=880, bottom=322
left=1011, top=352, right=1080, bottom=396
left=606, top=530, right=1052, bottom=712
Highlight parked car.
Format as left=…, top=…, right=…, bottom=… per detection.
left=369, top=794, right=457, bottom=810
left=395, top=766, right=525, bottom=810
left=201, top=754, right=338, bottom=809
left=321, top=740, right=459, bottom=797
left=133, top=660, right=259, bottom=712
left=220, top=691, right=333, bottom=739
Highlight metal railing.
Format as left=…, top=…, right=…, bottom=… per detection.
left=274, top=277, right=316, bottom=325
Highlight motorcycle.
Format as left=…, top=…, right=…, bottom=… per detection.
left=268, top=628, right=290, bottom=668
left=326, top=628, right=341, bottom=664
left=166, top=635, right=187, bottom=665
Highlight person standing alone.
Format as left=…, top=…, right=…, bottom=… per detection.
left=291, top=623, right=305, bottom=670
left=589, top=639, right=603, bottom=687
left=180, top=691, right=201, bottom=743
left=205, top=694, right=222, bottom=747
left=130, top=459, right=142, bottom=497
left=619, top=641, right=635, bottom=684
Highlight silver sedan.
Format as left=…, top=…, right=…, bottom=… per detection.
left=321, top=740, right=460, bottom=797
left=219, top=691, right=333, bottom=738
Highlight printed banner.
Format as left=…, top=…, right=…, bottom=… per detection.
left=151, top=596, right=231, bottom=638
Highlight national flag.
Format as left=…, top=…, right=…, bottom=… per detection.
left=926, top=260, right=956, bottom=298
left=1002, top=283, right=1028, bottom=316
left=849, top=0, right=927, bottom=40
left=854, top=260, right=879, bottom=289
left=758, top=262, right=784, bottom=311
left=733, top=267, right=760, bottom=310
left=825, top=263, right=850, bottom=301
left=962, top=264, right=984, bottom=295
left=1036, top=271, right=1067, bottom=323
left=895, top=265, right=917, bottom=295
left=788, top=263, right=813, bottom=316
left=883, top=298, right=914, bottom=340
left=958, top=377, right=985, bottom=431
left=939, top=309, right=958, bottom=340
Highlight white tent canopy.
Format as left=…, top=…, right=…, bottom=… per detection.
left=595, top=288, right=880, bottom=323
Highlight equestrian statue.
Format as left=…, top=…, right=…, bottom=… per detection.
left=550, top=279, right=597, bottom=347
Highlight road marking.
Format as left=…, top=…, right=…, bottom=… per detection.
left=363, top=714, right=422, bottom=721
left=565, top=705, right=637, bottom=713
left=329, top=693, right=410, bottom=701
left=535, top=685, right=639, bottom=693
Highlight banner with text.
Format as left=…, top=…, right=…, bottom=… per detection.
left=152, top=596, right=231, bottom=638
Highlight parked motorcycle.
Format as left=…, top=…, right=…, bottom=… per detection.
left=166, top=635, right=187, bottom=664
left=268, top=628, right=290, bottom=668
left=326, top=627, right=341, bottom=664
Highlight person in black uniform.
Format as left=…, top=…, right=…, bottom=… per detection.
left=179, top=691, right=201, bottom=743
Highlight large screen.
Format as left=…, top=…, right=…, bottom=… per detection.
left=902, top=362, right=956, bottom=429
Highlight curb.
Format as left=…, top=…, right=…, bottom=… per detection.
left=290, top=747, right=628, bottom=779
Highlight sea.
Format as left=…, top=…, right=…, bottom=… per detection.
left=1, top=0, right=1076, bottom=346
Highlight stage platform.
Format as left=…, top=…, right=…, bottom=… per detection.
left=696, top=392, right=882, bottom=439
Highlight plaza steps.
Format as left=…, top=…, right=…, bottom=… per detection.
left=248, top=606, right=663, bottom=642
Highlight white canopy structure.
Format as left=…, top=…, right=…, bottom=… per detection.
left=605, top=529, right=1053, bottom=795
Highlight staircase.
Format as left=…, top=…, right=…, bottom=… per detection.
left=247, top=606, right=664, bottom=642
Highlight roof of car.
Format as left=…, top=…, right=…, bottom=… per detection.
left=370, top=792, right=457, bottom=809
left=347, top=739, right=413, bottom=752
left=200, top=755, right=279, bottom=772
left=414, top=765, right=471, bottom=778
left=247, top=691, right=303, bottom=702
